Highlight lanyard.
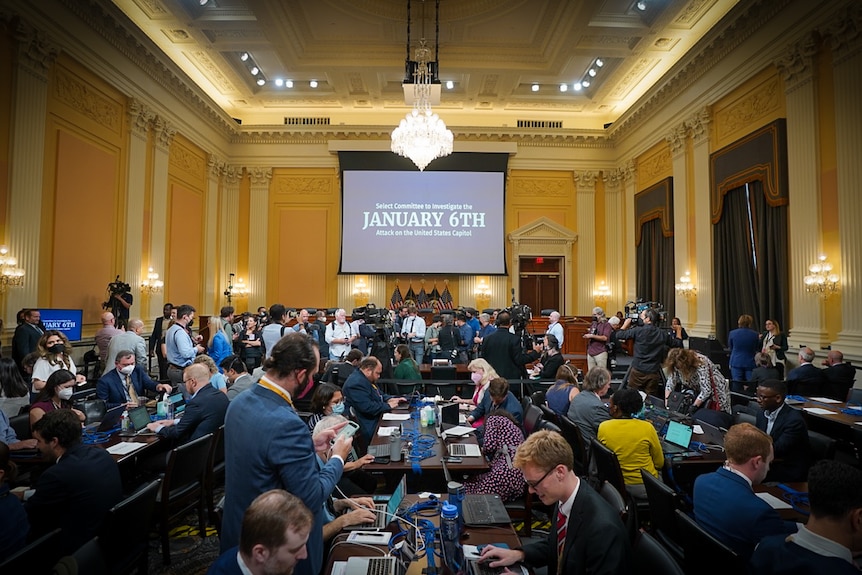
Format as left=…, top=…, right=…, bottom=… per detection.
left=258, top=376, right=294, bottom=407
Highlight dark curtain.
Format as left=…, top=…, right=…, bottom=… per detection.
left=636, top=219, right=675, bottom=322
left=713, top=181, right=788, bottom=343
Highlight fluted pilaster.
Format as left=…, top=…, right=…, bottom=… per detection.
left=777, top=36, right=827, bottom=348
left=667, top=122, right=691, bottom=325
left=575, top=171, right=597, bottom=314
left=149, top=116, right=174, bottom=309
left=689, top=108, right=715, bottom=337
left=203, top=156, right=224, bottom=314
left=125, top=99, right=152, bottom=318
left=621, top=161, right=637, bottom=303
left=247, top=167, right=272, bottom=310
left=603, top=169, right=625, bottom=313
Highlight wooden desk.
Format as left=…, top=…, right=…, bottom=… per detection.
left=795, top=397, right=862, bottom=429
left=755, top=482, right=808, bottom=523
left=419, top=364, right=471, bottom=380
left=100, top=432, right=163, bottom=465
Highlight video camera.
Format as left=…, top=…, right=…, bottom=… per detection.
left=624, top=299, right=667, bottom=326
left=102, top=275, right=131, bottom=310
left=351, top=303, right=392, bottom=329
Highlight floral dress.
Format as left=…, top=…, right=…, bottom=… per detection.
left=464, top=414, right=527, bottom=502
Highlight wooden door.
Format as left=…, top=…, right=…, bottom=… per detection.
left=518, top=257, right=562, bottom=314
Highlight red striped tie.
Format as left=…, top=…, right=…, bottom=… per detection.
left=556, top=507, right=566, bottom=569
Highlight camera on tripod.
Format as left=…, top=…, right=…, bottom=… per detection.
left=624, top=299, right=667, bottom=326
left=351, top=303, right=392, bottom=330
left=102, top=276, right=131, bottom=310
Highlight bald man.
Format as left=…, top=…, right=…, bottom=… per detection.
left=106, top=318, right=148, bottom=367
left=94, top=311, right=122, bottom=368
left=823, top=350, right=856, bottom=401
left=146, top=363, right=228, bottom=443
left=786, top=347, right=826, bottom=397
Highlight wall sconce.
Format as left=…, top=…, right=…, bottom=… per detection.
left=353, top=277, right=370, bottom=307
left=804, top=255, right=839, bottom=299
left=474, top=278, right=491, bottom=308
left=140, top=267, right=164, bottom=295
left=0, top=245, right=25, bottom=294
left=593, top=281, right=610, bottom=302
left=224, top=273, right=249, bottom=304
left=675, top=271, right=697, bottom=298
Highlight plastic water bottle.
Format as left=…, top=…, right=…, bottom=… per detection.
left=390, top=428, right=402, bottom=462
left=120, top=410, right=130, bottom=432
left=157, top=397, right=168, bottom=420
left=441, top=501, right=462, bottom=570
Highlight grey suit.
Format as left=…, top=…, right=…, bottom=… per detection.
left=227, top=373, right=254, bottom=400
left=567, top=391, right=610, bottom=446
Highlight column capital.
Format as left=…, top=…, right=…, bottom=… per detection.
left=665, top=123, right=687, bottom=156
left=128, top=98, right=153, bottom=138
left=574, top=170, right=597, bottom=192
left=152, top=116, right=175, bottom=151
left=603, top=168, right=625, bottom=190
left=223, top=165, right=242, bottom=186
left=827, top=4, right=862, bottom=65
left=775, top=34, right=819, bottom=93
left=686, top=107, right=711, bottom=144
left=12, top=19, right=58, bottom=82
left=207, top=154, right=226, bottom=180
left=248, top=167, right=273, bottom=187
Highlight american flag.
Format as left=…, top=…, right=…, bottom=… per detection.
left=405, top=284, right=416, bottom=304
left=416, top=286, right=429, bottom=308
left=389, top=284, right=403, bottom=310
left=439, top=283, right=454, bottom=309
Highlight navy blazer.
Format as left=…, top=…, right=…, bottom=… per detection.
left=470, top=391, right=523, bottom=426
left=96, top=365, right=162, bottom=409
left=824, top=363, right=855, bottom=401
left=342, top=370, right=392, bottom=442
left=756, top=404, right=810, bottom=482
left=207, top=547, right=243, bottom=574
left=694, top=467, right=797, bottom=559
left=480, top=329, right=539, bottom=380
left=728, top=328, right=760, bottom=369
left=751, top=532, right=859, bottom=575
left=159, top=383, right=228, bottom=443
left=522, top=479, right=630, bottom=575
left=786, top=363, right=826, bottom=396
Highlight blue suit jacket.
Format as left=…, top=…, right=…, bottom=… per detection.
left=756, top=405, right=810, bottom=482
left=470, top=391, right=523, bottom=426
left=159, top=383, right=228, bottom=443
left=342, top=370, right=392, bottom=442
left=221, top=382, right=343, bottom=575
left=786, top=363, right=827, bottom=396
left=96, top=365, right=161, bottom=409
left=693, top=467, right=797, bottom=559
left=750, top=532, right=859, bottom=575
left=728, top=328, right=760, bottom=369
left=207, top=547, right=243, bottom=575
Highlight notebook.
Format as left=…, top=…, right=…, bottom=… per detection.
left=661, top=420, right=693, bottom=453
left=448, top=443, right=482, bottom=458
left=344, top=474, right=406, bottom=530
left=118, top=406, right=157, bottom=436
left=461, top=493, right=511, bottom=526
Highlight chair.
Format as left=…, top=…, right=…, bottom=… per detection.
left=633, top=530, right=685, bottom=575
left=590, top=439, right=627, bottom=500
left=154, top=433, right=214, bottom=565
left=808, top=429, right=837, bottom=462
left=0, top=528, right=63, bottom=574
left=99, top=478, right=160, bottom=575
left=522, top=404, right=543, bottom=436
left=504, top=487, right=534, bottom=537
left=430, top=365, right=457, bottom=380
left=732, top=411, right=756, bottom=427
left=206, top=425, right=227, bottom=533
left=675, top=509, right=743, bottom=575
left=391, top=380, right=424, bottom=397
left=640, top=469, right=683, bottom=561
left=538, top=404, right=559, bottom=426
left=53, top=537, right=107, bottom=575
left=427, top=382, right=461, bottom=400
left=557, top=415, right=589, bottom=476
left=520, top=394, right=533, bottom=417
left=9, top=413, right=30, bottom=440
left=530, top=389, right=546, bottom=407
left=537, top=419, right=561, bottom=434
left=847, top=387, right=862, bottom=405
left=598, top=480, right=627, bottom=524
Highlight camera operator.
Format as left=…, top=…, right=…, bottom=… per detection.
left=103, top=277, right=132, bottom=324
left=481, top=311, right=541, bottom=380
left=615, top=307, right=682, bottom=396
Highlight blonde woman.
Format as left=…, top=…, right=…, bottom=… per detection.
left=31, top=331, right=86, bottom=392
left=451, top=358, right=499, bottom=428
left=206, top=316, right=232, bottom=369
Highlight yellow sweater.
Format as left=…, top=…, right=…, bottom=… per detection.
left=597, top=418, right=664, bottom=485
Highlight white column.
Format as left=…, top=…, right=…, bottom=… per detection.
left=124, top=99, right=152, bottom=320
left=829, top=6, right=862, bottom=361
left=689, top=109, right=715, bottom=337
left=6, top=24, right=57, bottom=315
left=603, top=169, right=624, bottom=314
left=622, top=162, right=637, bottom=303
left=203, top=156, right=223, bottom=314
left=575, top=171, right=597, bottom=315
left=777, top=36, right=827, bottom=349
left=666, top=123, right=690, bottom=324
left=149, top=117, right=174, bottom=316
left=247, top=167, right=272, bottom=311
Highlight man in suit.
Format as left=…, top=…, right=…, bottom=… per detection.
left=566, top=367, right=612, bottom=447
left=21, top=409, right=123, bottom=555
left=145, top=362, right=228, bottom=442
left=149, top=303, right=174, bottom=380
left=693, top=422, right=797, bottom=559
left=466, top=377, right=523, bottom=427
left=97, top=349, right=172, bottom=409
left=105, top=318, right=148, bottom=368
left=12, top=308, right=43, bottom=375
left=480, top=311, right=540, bottom=380
left=786, top=347, right=826, bottom=396
left=480, top=429, right=630, bottom=575
left=221, top=355, right=255, bottom=400
left=755, top=379, right=810, bottom=482
left=221, top=332, right=353, bottom=575
left=822, top=350, right=856, bottom=401
left=209, top=489, right=313, bottom=575
left=342, top=356, right=405, bottom=443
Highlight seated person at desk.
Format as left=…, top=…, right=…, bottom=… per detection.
left=597, top=387, right=663, bottom=501
left=29, top=369, right=86, bottom=428
left=97, top=349, right=172, bottom=409
left=306, top=383, right=345, bottom=433
left=0, top=442, right=29, bottom=562
left=208, top=489, right=313, bottom=575
left=20, top=410, right=123, bottom=556
left=566, top=367, right=611, bottom=448
left=480, top=430, right=631, bottom=575
left=693, top=422, right=797, bottom=560
left=194, top=354, right=230, bottom=394
left=528, top=334, right=565, bottom=380
left=464, top=410, right=527, bottom=502
left=466, top=377, right=523, bottom=428
left=822, top=350, right=856, bottom=401
left=320, top=349, right=362, bottom=387
left=342, top=357, right=405, bottom=443
left=312, top=414, right=376, bottom=497
left=450, top=358, right=499, bottom=428
left=786, top=347, right=826, bottom=396
left=664, top=348, right=732, bottom=429
left=755, top=379, right=810, bottom=482
left=221, top=355, right=255, bottom=401
left=392, top=344, right=421, bottom=381
left=749, top=352, right=781, bottom=391
left=544, top=364, right=580, bottom=418
left=750, top=460, right=862, bottom=575
left=145, top=363, right=229, bottom=443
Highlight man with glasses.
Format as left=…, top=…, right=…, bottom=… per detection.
left=145, top=363, right=228, bottom=442
left=479, top=430, right=630, bottom=575
left=166, top=304, right=204, bottom=393
left=342, top=356, right=405, bottom=443
left=221, top=355, right=255, bottom=400
left=755, top=379, right=810, bottom=482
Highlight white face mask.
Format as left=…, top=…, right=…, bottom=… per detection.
left=58, top=387, right=73, bottom=401
left=119, top=365, right=135, bottom=376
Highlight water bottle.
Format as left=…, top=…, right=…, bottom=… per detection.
left=120, top=410, right=130, bottom=432
left=167, top=398, right=174, bottom=420
left=447, top=481, right=464, bottom=522
left=390, top=428, right=402, bottom=462
left=157, top=397, right=168, bottom=420
left=441, top=501, right=462, bottom=570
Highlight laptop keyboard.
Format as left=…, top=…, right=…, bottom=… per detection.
left=464, top=497, right=493, bottom=523
left=367, top=557, right=392, bottom=575
left=471, top=561, right=502, bottom=575
left=449, top=444, right=467, bottom=457
left=367, top=444, right=389, bottom=458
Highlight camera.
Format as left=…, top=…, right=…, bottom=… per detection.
left=624, top=299, right=667, bottom=326
left=352, top=303, right=392, bottom=330
left=102, top=275, right=131, bottom=310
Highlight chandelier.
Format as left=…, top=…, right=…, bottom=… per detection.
left=140, top=267, right=164, bottom=295
left=0, top=245, right=25, bottom=294
left=804, top=255, right=839, bottom=299
left=675, top=271, right=696, bottom=298
left=593, top=281, right=611, bottom=302
left=390, top=0, right=453, bottom=171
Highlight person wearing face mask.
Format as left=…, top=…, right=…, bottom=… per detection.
left=31, top=331, right=86, bottom=393
left=529, top=334, right=565, bottom=380
left=451, top=358, right=499, bottom=428
left=29, top=369, right=86, bottom=427
left=96, top=349, right=172, bottom=410
left=583, top=307, right=614, bottom=372
left=306, top=383, right=347, bottom=433
left=165, top=304, right=205, bottom=395
left=144, top=363, right=228, bottom=443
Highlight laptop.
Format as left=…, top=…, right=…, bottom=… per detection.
left=696, top=420, right=726, bottom=446
left=343, top=556, right=397, bottom=575
left=85, top=405, right=125, bottom=433
left=367, top=444, right=390, bottom=460
left=168, top=392, right=186, bottom=415
left=661, top=420, right=693, bottom=454
left=118, top=406, right=157, bottom=436
left=344, top=474, right=407, bottom=530
left=461, top=493, right=511, bottom=526
left=448, top=443, right=482, bottom=458
left=440, top=402, right=460, bottom=429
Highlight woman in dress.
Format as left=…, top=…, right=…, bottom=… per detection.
left=31, top=331, right=85, bottom=393
left=392, top=344, right=421, bottom=380
left=239, top=315, right=263, bottom=371
left=450, top=358, right=499, bottom=428
left=529, top=334, right=565, bottom=380
left=463, top=410, right=527, bottom=502
left=206, top=316, right=232, bottom=369
left=664, top=347, right=732, bottom=428
left=0, top=357, right=29, bottom=418
left=544, top=363, right=580, bottom=417
left=29, top=369, right=85, bottom=427
left=727, top=314, right=760, bottom=381
left=759, top=318, right=789, bottom=378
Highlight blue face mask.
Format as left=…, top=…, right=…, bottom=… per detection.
left=332, top=401, right=345, bottom=415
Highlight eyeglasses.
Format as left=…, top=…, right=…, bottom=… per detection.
left=525, top=466, right=556, bottom=489
left=755, top=392, right=779, bottom=400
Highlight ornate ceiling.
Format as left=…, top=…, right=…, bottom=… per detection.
left=111, top=0, right=739, bottom=130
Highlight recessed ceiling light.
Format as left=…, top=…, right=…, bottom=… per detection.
left=445, top=80, right=454, bottom=90
left=531, top=83, right=539, bottom=92
left=250, top=66, right=259, bottom=76
left=596, top=59, right=604, bottom=67
left=559, top=83, right=568, bottom=92
left=240, top=52, right=249, bottom=62
left=588, top=68, right=596, bottom=77
left=256, top=78, right=265, bottom=86
left=582, top=79, right=591, bottom=87
left=573, top=82, right=582, bottom=91
left=285, top=80, right=294, bottom=88
left=637, top=1, right=647, bottom=11
left=309, top=80, right=318, bottom=88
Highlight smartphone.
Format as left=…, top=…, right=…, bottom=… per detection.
left=446, top=456, right=462, bottom=463
left=332, top=420, right=360, bottom=444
